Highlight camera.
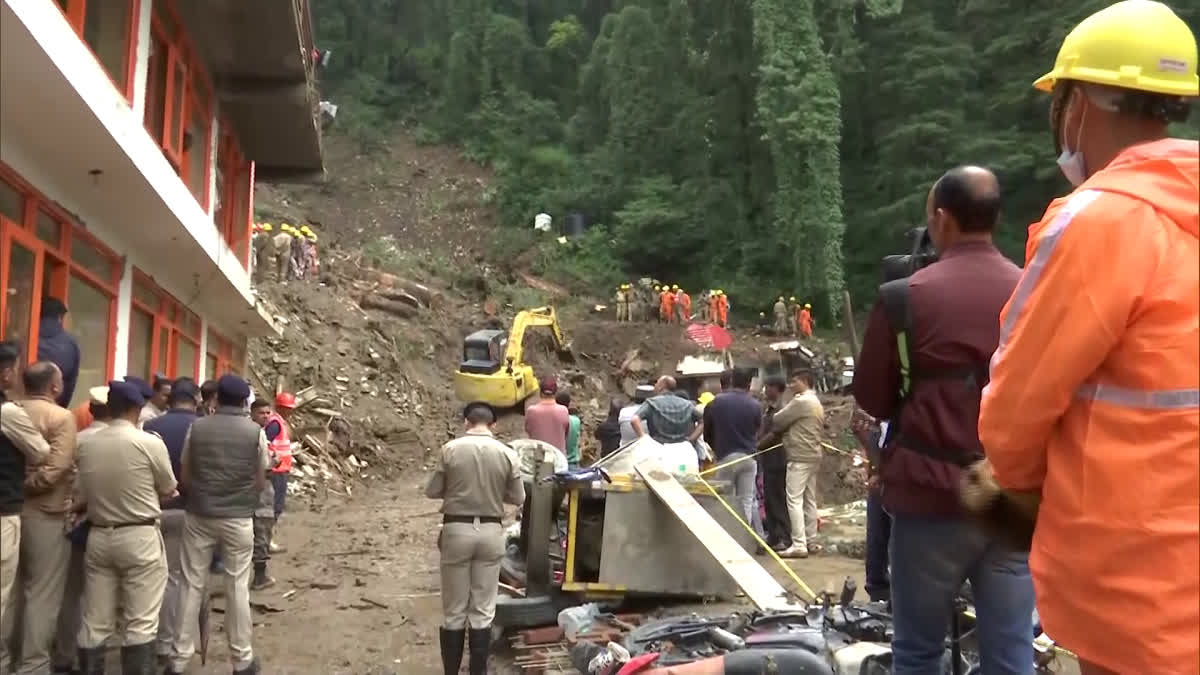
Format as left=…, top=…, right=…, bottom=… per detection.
left=881, top=227, right=938, bottom=283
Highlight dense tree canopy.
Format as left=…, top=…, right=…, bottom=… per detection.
left=314, top=0, right=1199, bottom=317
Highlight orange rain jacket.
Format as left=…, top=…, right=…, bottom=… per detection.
left=676, top=291, right=691, bottom=321
left=798, top=308, right=813, bottom=337
left=659, top=291, right=675, bottom=321
left=979, top=138, right=1199, bottom=674
left=715, top=295, right=729, bottom=326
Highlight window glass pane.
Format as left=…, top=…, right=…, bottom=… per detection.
left=35, top=210, right=61, bottom=247
left=231, top=341, right=246, bottom=375
left=83, top=0, right=131, bottom=93
left=158, top=326, right=169, bottom=374
left=176, top=338, right=197, bottom=379
left=133, top=276, right=159, bottom=310
left=205, top=353, right=217, bottom=380
left=65, top=275, right=112, bottom=408
left=170, top=64, right=187, bottom=158
left=184, top=312, right=201, bottom=338
left=187, top=106, right=209, bottom=205
left=127, top=308, right=153, bottom=381
left=70, top=236, right=113, bottom=281
left=2, top=239, right=37, bottom=358
left=0, top=180, right=24, bottom=223
left=145, top=33, right=168, bottom=144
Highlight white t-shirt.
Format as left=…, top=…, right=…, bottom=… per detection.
left=618, top=405, right=641, bottom=446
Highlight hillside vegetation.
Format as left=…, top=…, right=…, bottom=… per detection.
left=312, top=0, right=1199, bottom=316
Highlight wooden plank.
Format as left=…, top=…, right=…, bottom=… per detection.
left=634, top=459, right=798, bottom=611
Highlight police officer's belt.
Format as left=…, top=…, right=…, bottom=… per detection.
left=92, top=519, right=158, bottom=529
left=443, top=515, right=501, bottom=524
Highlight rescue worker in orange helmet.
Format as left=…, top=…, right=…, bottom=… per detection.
left=658, top=286, right=675, bottom=324
left=978, top=3, right=1199, bottom=674
left=798, top=303, right=813, bottom=338
left=674, top=286, right=691, bottom=323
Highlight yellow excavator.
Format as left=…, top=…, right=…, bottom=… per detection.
left=454, top=306, right=573, bottom=408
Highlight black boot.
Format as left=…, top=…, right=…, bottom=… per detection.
left=468, top=627, right=491, bottom=675
left=440, top=627, right=466, bottom=675
left=251, top=563, right=275, bottom=590
left=77, top=647, right=106, bottom=675
left=121, top=641, right=157, bottom=675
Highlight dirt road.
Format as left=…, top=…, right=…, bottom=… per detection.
left=191, top=475, right=869, bottom=674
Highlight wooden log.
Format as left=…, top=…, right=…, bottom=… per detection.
left=360, top=296, right=416, bottom=319
left=366, top=270, right=438, bottom=307
left=379, top=290, right=422, bottom=309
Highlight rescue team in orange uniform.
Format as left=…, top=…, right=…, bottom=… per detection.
left=979, top=2, right=1199, bottom=673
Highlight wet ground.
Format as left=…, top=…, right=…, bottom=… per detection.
left=189, top=475, right=870, bottom=674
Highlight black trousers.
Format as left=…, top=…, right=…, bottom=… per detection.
left=760, top=460, right=792, bottom=547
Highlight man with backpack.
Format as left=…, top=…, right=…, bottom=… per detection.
left=853, top=166, right=1034, bottom=675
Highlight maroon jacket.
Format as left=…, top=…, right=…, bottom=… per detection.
left=853, top=240, right=1020, bottom=517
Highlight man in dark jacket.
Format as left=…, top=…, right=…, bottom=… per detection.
left=36, top=298, right=80, bottom=408
left=756, top=377, right=791, bottom=551
left=144, top=377, right=199, bottom=660
left=853, top=166, right=1033, bottom=674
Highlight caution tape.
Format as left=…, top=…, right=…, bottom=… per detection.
left=695, top=473, right=818, bottom=602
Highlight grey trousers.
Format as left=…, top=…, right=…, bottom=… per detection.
left=169, top=515, right=254, bottom=672
left=52, top=544, right=85, bottom=668
left=17, top=509, right=71, bottom=674
left=439, top=521, right=504, bottom=630
left=0, top=515, right=19, bottom=674
left=717, top=452, right=759, bottom=535
left=156, top=509, right=186, bottom=657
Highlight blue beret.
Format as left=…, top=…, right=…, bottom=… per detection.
left=107, top=380, right=146, bottom=408
left=217, top=374, right=250, bottom=401
left=123, top=376, right=154, bottom=400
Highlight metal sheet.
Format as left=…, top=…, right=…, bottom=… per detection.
left=597, top=481, right=755, bottom=598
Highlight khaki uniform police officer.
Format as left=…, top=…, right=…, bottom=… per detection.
left=73, top=379, right=177, bottom=674
left=426, top=402, right=525, bottom=675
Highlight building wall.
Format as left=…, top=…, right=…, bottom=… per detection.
left=0, top=0, right=257, bottom=404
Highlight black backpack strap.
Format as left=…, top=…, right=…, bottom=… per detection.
left=878, top=278, right=914, bottom=397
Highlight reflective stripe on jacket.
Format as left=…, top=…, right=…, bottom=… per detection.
left=979, top=138, right=1199, bottom=674
left=266, top=411, right=293, bottom=474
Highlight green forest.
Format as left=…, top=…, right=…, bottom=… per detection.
left=312, top=0, right=1199, bottom=316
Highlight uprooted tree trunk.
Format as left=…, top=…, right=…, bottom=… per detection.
left=360, top=296, right=416, bottom=319
left=367, top=270, right=439, bottom=308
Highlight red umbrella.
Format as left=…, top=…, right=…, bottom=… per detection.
left=685, top=323, right=733, bottom=351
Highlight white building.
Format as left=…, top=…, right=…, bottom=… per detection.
left=0, top=0, right=324, bottom=406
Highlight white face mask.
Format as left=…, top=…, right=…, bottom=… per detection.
left=1056, top=95, right=1088, bottom=186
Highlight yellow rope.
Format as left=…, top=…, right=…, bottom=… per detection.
left=698, top=444, right=781, bottom=477
left=695, top=474, right=817, bottom=601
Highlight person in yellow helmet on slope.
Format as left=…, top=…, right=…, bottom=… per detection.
left=271, top=222, right=294, bottom=281
left=798, top=303, right=813, bottom=338
left=977, top=3, right=1198, bottom=674
left=615, top=284, right=631, bottom=322
left=772, top=296, right=789, bottom=334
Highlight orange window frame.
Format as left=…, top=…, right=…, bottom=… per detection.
left=206, top=327, right=234, bottom=378
left=143, top=0, right=213, bottom=210
left=130, top=269, right=202, bottom=379
left=0, top=163, right=121, bottom=378
left=216, top=124, right=254, bottom=269
left=55, top=0, right=142, bottom=103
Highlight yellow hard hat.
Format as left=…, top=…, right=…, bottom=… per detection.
left=805, top=303, right=812, bottom=309
left=789, top=296, right=796, bottom=301
left=698, top=391, right=715, bottom=406
left=1034, top=0, right=1198, bottom=97
left=308, top=233, right=318, bottom=241
left=672, top=285, right=679, bottom=290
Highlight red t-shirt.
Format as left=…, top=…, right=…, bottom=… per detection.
left=524, top=399, right=570, bottom=452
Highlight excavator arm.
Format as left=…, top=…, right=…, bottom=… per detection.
left=503, top=306, right=570, bottom=368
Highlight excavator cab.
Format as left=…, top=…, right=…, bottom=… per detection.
left=459, top=330, right=507, bottom=375
left=454, top=307, right=571, bottom=409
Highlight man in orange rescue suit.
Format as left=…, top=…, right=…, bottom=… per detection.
left=674, top=286, right=691, bottom=323
left=798, top=303, right=813, bottom=338
left=658, top=286, right=675, bottom=324
left=263, top=392, right=296, bottom=553
left=715, top=291, right=729, bottom=327
left=978, top=3, right=1199, bottom=674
